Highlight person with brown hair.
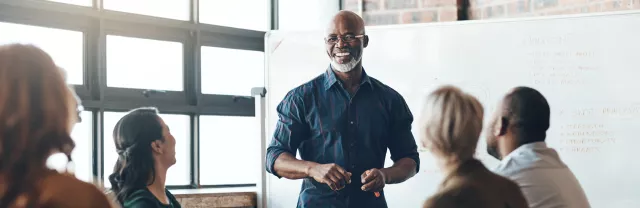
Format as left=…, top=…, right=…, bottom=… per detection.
left=418, top=85, right=529, bottom=208
left=0, top=43, right=113, bottom=208
left=108, top=107, right=181, bottom=208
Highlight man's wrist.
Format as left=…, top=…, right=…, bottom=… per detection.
left=303, top=161, right=318, bottom=177
left=379, top=168, right=389, bottom=184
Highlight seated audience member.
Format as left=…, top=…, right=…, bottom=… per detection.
left=0, top=44, right=113, bottom=207
left=486, top=87, right=591, bottom=208
left=108, top=107, right=181, bottom=208
left=419, top=86, right=529, bottom=208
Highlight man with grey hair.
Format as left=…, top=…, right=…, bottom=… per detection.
left=265, top=10, right=420, bottom=208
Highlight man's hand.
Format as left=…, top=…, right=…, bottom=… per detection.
left=308, top=163, right=352, bottom=191
left=361, top=169, right=386, bottom=192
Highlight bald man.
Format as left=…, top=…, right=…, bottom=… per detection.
left=486, top=87, right=591, bottom=208
left=265, top=11, right=420, bottom=208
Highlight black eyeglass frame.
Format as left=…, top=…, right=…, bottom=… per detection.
left=324, top=34, right=366, bottom=44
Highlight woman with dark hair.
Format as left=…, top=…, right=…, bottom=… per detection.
left=108, top=107, right=181, bottom=208
left=0, top=43, right=113, bottom=207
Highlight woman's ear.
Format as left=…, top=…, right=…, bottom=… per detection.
left=150, top=140, right=164, bottom=154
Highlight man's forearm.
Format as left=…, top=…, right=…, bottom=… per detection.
left=380, top=157, right=417, bottom=184
left=273, top=152, right=319, bottom=179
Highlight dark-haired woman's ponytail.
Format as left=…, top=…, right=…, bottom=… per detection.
left=108, top=144, right=157, bottom=205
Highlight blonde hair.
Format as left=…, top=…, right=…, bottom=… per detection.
left=0, top=44, right=77, bottom=207
left=419, top=85, right=484, bottom=163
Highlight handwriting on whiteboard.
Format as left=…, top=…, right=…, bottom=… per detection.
left=559, top=138, right=617, bottom=145
left=559, top=106, right=640, bottom=118
left=557, top=146, right=602, bottom=153
left=521, top=34, right=571, bottom=46
left=526, top=49, right=599, bottom=86
left=553, top=123, right=618, bottom=154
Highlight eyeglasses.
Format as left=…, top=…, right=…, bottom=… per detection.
left=67, top=85, right=83, bottom=123
left=59, top=67, right=83, bottom=124
left=325, top=35, right=365, bottom=44
left=76, top=102, right=83, bottom=123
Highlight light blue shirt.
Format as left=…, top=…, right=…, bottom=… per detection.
left=493, top=142, right=591, bottom=208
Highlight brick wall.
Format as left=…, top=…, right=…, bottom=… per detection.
left=342, top=0, right=458, bottom=25
left=175, top=192, right=256, bottom=208
left=104, top=188, right=255, bottom=208
left=343, top=0, right=640, bottom=25
left=471, top=0, right=640, bottom=19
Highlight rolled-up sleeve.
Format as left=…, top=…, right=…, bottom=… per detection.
left=265, top=92, right=309, bottom=178
left=387, top=94, right=420, bottom=173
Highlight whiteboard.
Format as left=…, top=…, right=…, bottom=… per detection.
left=264, top=11, right=640, bottom=208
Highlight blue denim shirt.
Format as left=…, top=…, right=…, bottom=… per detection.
left=266, top=67, right=420, bottom=208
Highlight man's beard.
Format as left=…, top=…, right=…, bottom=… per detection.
left=330, top=55, right=361, bottom=73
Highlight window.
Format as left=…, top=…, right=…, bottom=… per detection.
left=103, top=0, right=190, bottom=21
left=199, top=0, right=268, bottom=31
left=278, top=0, right=340, bottom=30
left=45, top=0, right=92, bottom=6
left=70, top=111, right=94, bottom=182
left=0, top=22, right=84, bottom=85
left=201, top=46, right=264, bottom=96
left=199, top=115, right=259, bottom=185
left=106, top=35, right=184, bottom=91
left=103, top=112, right=191, bottom=186
left=2, top=0, right=265, bottom=190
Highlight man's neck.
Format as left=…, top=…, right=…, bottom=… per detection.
left=499, top=134, right=519, bottom=159
left=333, top=65, right=363, bottom=89
left=147, top=164, right=169, bottom=204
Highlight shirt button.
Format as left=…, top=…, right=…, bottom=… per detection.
left=349, top=121, right=354, bottom=124
left=351, top=164, right=356, bottom=169
left=350, top=143, right=355, bottom=147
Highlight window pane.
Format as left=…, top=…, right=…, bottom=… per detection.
left=278, top=0, right=339, bottom=31
left=201, top=47, right=264, bottom=96
left=199, top=115, right=259, bottom=185
left=106, top=35, right=183, bottom=91
left=45, top=0, right=92, bottom=6
left=71, top=111, right=94, bottom=182
left=0, top=22, right=84, bottom=85
left=199, top=0, right=268, bottom=31
left=104, top=0, right=190, bottom=20
left=46, top=111, right=93, bottom=182
left=103, top=112, right=191, bottom=186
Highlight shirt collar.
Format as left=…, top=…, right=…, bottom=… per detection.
left=510, top=142, right=547, bottom=155
left=500, top=141, right=548, bottom=163
left=323, top=65, right=372, bottom=90
left=495, top=141, right=568, bottom=175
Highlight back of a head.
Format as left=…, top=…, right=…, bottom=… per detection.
left=108, top=107, right=163, bottom=205
left=420, top=85, right=484, bottom=163
left=503, top=86, right=550, bottom=145
left=0, top=44, right=77, bottom=207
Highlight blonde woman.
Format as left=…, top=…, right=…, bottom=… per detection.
left=0, top=44, right=113, bottom=208
left=419, top=86, right=529, bottom=208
